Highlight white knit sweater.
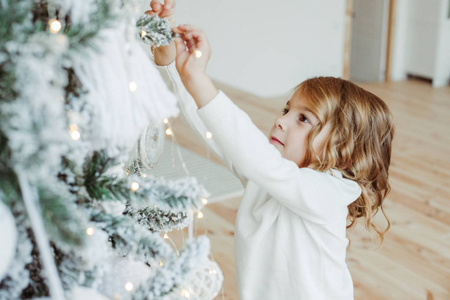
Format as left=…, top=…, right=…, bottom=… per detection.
left=159, top=63, right=361, bottom=300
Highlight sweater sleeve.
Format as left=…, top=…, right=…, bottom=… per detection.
left=156, top=62, right=247, bottom=185
left=197, top=90, right=362, bottom=224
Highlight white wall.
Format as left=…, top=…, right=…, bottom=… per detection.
left=391, top=0, right=450, bottom=86
left=173, top=0, right=347, bottom=97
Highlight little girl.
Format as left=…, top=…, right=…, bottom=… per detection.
left=149, top=2, right=394, bottom=299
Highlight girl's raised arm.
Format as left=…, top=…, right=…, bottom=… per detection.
left=197, top=92, right=361, bottom=224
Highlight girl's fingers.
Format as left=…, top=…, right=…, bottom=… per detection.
left=172, top=27, right=182, bottom=34
left=159, top=7, right=174, bottom=18
left=178, top=24, right=196, bottom=30
left=150, top=0, right=161, bottom=12
left=174, top=37, right=191, bottom=63
left=148, top=0, right=175, bottom=18
left=174, top=26, right=206, bottom=42
left=162, top=0, right=175, bottom=11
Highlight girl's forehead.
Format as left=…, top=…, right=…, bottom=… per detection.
left=286, top=92, right=313, bottom=109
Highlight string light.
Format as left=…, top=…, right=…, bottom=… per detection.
left=209, top=269, right=217, bottom=275
left=205, top=131, right=212, bottom=139
left=140, top=30, right=147, bottom=38
left=142, top=173, right=147, bottom=178
left=129, top=81, right=137, bottom=92
left=70, top=124, right=80, bottom=140
left=124, top=282, right=134, bottom=292
left=159, top=261, right=164, bottom=266
left=131, top=182, right=140, bottom=191
left=163, top=118, right=169, bottom=124
left=182, top=289, right=191, bottom=299
left=201, top=198, right=208, bottom=205
left=194, top=49, right=202, bottom=58
left=125, top=169, right=130, bottom=175
left=164, top=233, right=169, bottom=239
left=197, top=211, right=204, bottom=219
left=165, top=128, right=173, bottom=136
left=86, top=227, right=94, bottom=236
left=49, top=19, right=61, bottom=34
left=70, top=130, right=80, bottom=140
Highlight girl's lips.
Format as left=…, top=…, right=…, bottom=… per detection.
left=270, top=136, right=284, bottom=146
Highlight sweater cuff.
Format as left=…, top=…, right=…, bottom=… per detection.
left=197, top=90, right=232, bottom=124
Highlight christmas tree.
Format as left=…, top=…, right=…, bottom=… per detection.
left=0, top=0, right=221, bottom=299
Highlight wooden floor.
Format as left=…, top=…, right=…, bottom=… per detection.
left=169, top=78, right=450, bottom=300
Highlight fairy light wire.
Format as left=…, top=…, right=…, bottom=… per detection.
left=163, top=233, right=180, bottom=256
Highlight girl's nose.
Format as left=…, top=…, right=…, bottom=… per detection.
left=275, top=115, right=287, bottom=131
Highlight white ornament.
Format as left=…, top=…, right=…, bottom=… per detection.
left=174, top=258, right=224, bottom=300
left=137, top=121, right=166, bottom=169
left=139, top=121, right=166, bottom=169
left=72, top=21, right=179, bottom=151
left=0, top=201, right=18, bottom=281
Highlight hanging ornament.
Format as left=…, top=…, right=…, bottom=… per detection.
left=136, top=14, right=203, bottom=58
left=136, top=15, right=174, bottom=47
left=0, top=201, right=18, bottom=281
left=127, top=121, right=166, bottom=174
left=72, top=21, right=179, bottom=151
left=138, top=121, right=166, bottom=169
left=174, top=258, right=223, bottom=300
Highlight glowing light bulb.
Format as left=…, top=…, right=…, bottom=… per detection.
left=140, top=30, right=147, bottom=38
left=194, top=49, right=202, bottom=58
left=164, top=233, right=169, bottom=239
left=159, top=261, right=164, bottom=266
left=165, top=128, right=173, bottom=136
left=49, top=19, right=62, bottom=33
left=131, top=182, right=140, bottom=191
left=197, top=211, right=204, bottom=219
left=129, top=81, right=137, bottom=92
left=182, top=289, right=191, bottom=298
left=201, top=198, right=208, bottom=205
left=70, top=130, right=80, bottom=140
left=205, top=131, right=212, bottom=139
left=124, top=282, right=134, bottom=292
left=163, top=118, right=169, bottom=124
left=209, top=269, right=217, bottom=274
left=142, top=173, right=147, bottom=178
left=70, top=124, right=80, bottom=140
left=86, top=227, right=94, bottom=236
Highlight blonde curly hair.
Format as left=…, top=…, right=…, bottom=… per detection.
left=290, top=77, right=394, bottom=247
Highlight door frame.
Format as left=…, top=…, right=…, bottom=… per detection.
left=343, top=0, right=397, bottom=81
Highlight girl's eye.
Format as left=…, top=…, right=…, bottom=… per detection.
left=282, top=108, right=289, bottom=115
left=299, top=114, right=310, bottom=123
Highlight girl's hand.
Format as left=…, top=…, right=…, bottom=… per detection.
left=172, top=24, right=212, bottom=86
left=146, top=0, right=177, bottom=65
left=173, top=24, right=218, bottom=108
left=145, top=0, right=176, bottom=27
